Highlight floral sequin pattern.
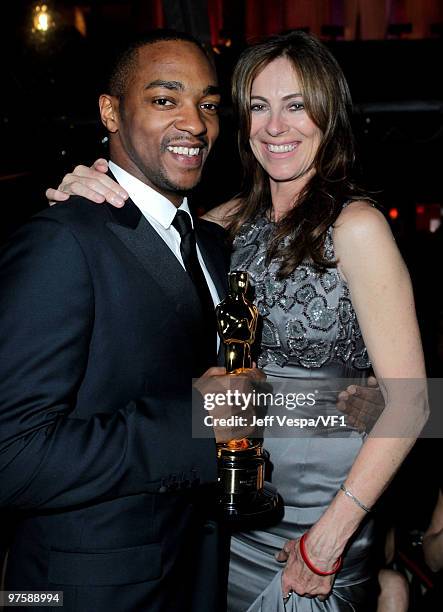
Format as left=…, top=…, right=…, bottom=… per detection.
left=232, top=218, right=370, bottom=371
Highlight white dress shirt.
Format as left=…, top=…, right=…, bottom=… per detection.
left=109, top=160, right=221, bottom=318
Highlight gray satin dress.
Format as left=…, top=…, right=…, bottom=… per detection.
left=228, top=217, right=377, bottom=612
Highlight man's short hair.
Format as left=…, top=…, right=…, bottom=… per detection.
left=108, top=29, right=209, bottom=100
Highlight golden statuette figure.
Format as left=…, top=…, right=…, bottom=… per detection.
left=215, top=271, right=280, bottom=524
left=216, top=270, right=258, bottom=374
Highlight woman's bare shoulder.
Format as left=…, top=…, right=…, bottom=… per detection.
left=333, top=200, right=398, bottom=282
left=334, top=200, right=388, bottom=242
left=201, top=198, right=243, bottom=228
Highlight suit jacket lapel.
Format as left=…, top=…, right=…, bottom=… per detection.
left=103, top=169, right=228, bottom=347
left=194, top=219, right=229, bottom=366
left=105, top=198, right=204, bottom=334
left=194, top=220, right=228, bottom=303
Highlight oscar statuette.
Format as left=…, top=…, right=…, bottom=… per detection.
left=215, top=271, right=280, bottom=524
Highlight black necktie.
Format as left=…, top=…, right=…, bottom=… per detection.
left=172, top=210, right=217, bottom=373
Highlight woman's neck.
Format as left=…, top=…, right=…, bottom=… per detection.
left=269, top=171, right=312, bottom=222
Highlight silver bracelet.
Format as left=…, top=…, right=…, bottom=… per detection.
left=340, top=484, right=371, bottom=513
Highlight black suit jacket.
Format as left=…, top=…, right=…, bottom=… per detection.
left=0, top=195, right=229, bottom=611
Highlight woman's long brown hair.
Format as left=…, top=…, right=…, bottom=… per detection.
left=227, top=30, right=372, bottom=279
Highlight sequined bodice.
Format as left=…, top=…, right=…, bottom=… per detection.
left=231, top=217, right=370, bottom=372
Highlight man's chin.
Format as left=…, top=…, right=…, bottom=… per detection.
left=164, top=174, right=202, bottom=194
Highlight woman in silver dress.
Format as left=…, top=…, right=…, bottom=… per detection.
left=204, top=31, right=427, bottom=611
left=48, top=31, right=427, bottom=611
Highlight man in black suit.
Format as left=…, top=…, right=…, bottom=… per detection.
left=0, top=30, right=234, bottom=612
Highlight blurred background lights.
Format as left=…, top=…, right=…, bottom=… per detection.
left=33, top=4, right=52, bottom=32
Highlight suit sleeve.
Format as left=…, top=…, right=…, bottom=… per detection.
left=0, top=217, right=214, bottom=510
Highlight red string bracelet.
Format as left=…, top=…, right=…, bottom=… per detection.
left=299, top=533, right=342, bottom=576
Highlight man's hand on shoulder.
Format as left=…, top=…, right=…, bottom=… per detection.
left=45, top=159, right=128, bottom=207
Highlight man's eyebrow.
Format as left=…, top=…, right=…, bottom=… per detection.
left=144, top=80, right=184, bottom=91
left=203, top=85, right=221, bottom=96
left=144, top=81, right=220, bottom=96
